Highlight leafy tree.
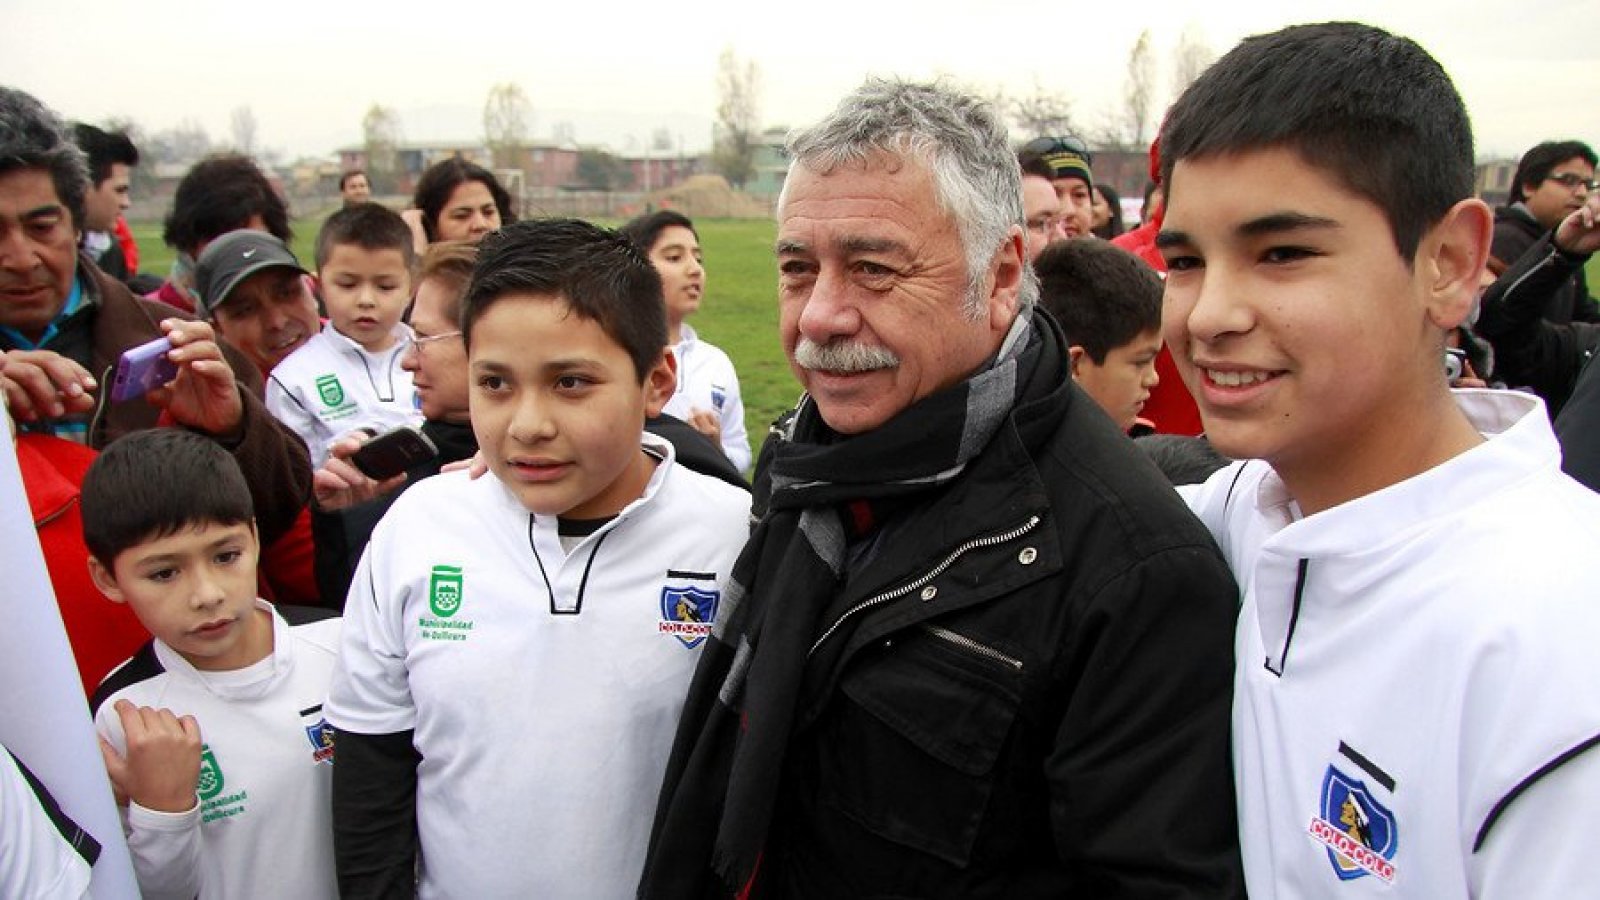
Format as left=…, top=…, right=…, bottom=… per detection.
left=712, top=46, right=761, bottom=189
left=576, top=149, right=630, bottom=191
left=362, top=104, right=402, bottom=193
left=484, top=83, right=533, bottom=169
left=1122, top=30, right=1156, bottom=150
left=1171, top=24, right=1216, bottom=98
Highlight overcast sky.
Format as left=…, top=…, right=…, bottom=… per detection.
left=4, top=0, right=1595, bottom=163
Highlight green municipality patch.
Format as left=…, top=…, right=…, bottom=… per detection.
left=429, top=565, right=464, bottom=618
left=197, top=744, right=224, bottom=801
left=315, top=373, right=346, bottom=407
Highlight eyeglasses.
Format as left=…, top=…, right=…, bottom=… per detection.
left=1025, top=215, right=1060, bottom=236
left=405, top=330, right=461, bottom=354
left=1545, top=173, right=1598, bottom=191
left=1020, top=135, right=1093, bottom=164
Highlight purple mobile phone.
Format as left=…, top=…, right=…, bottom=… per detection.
left=110, top=336, right=179, bottom=402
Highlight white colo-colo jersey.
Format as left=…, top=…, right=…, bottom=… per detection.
left=0, top=747, right=91, bottom=899
left=92, top=602, right=341, bottom=900
left=265, top=322, right=420, bottom=468
left=326, top=434, right=751, bottom=899
left=1183, top=389, right=1600, bottom=897
left=664, top=324, right=750, bottom=471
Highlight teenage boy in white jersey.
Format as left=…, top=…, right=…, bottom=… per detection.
left=84, top=428, right=340, bottom=899
left=325, top=218, right=751, bottom=897
left=1157, top=22, right=1600, bottom=897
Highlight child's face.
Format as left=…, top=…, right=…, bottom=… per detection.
left=648, top=225, right=705, bottom=328
left=1159, top=146, right=1456, bottom=470
left=320, top=244, right=411, bottom=353
left=468, top=294, right=675, bottom=519
left=1070, top=329, right=1161, bottom=432
left=89, top=520, right=270, bottom=672
left=209, top=267, right=320, bottom=374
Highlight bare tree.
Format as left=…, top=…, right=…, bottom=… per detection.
left=1122, top=29, right=1156, bottom=150
left=652, top=127, right=675, bottom=152
left=1009, top=79, right=1077, bottom=139
left=1171, top=24, right=1216, bottom=99
left=483, top=83, right=533, bottom=169
left=551, top=121, right=576, bottom=146
left=712, top=46, right=761, bottom=189
left=147, top=119, right=212, bottom=166
left=230, top=106, right=258, bottom=156
left=362, top=104, right=402, bottom=193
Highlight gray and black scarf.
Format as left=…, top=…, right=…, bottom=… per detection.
left=640, top=306, right=1063, bottom=898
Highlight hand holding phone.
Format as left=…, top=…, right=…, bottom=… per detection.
left=111, top=337, right=179, bottom=402
left=350, top=425, right=439, bottom=480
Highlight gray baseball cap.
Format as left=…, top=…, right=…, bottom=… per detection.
left=193, top=230, right=308, bottom=318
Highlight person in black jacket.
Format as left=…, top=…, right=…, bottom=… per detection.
left=641, top=79, right=1244, bottom=900
left=1475, top=189, right=1600, bottom=416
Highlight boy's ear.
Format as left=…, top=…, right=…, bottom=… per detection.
left=1067, top=344, right=1087, bottom=380
left=642, top=347, right=678, bottom=417
left=87, top=557, right=126, bottom=604
left=1419, top=197, right=1493, bottom=330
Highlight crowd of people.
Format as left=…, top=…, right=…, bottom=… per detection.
left=4, top=17, right=1600, bottom=898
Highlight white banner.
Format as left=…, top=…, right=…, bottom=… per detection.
left=0, top=416, right=136, bottom=897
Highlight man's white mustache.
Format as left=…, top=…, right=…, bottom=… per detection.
left=794, top=338, right=900, bottom=373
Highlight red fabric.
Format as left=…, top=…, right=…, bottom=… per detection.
left=258, top=506, right=321, bottom=605
left=113, top=216, right=139, bottom=274
left=18, top=434, right=147, bottom=697
left=1111, top=215, right=1205, bottom=436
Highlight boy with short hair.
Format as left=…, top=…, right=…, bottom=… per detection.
left=1035, top=237, right=1164, bottom=433
left=265, top=203, right=420, bottom=467
left=84, top=428, right=340, bottom=899
left=325, top=218, right=751, bottom=897
left=1158, top=22, right=1600, bottom=896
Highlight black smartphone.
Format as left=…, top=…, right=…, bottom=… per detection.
left=110, top=336, right=179, bottom=402
left=350, top=425, right=438, bottom=479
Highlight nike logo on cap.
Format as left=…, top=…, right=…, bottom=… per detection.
left=242, top=249, right=257, bottom=258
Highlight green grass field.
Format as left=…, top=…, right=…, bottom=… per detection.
left=131, top=217, right=798, bottom=464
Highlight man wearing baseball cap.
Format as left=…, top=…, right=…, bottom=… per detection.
left=1019, top=135, right=1096, bottom=240
left=194, top=229, right=322, bottom=377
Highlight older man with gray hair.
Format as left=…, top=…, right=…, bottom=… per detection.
left=641, top=79, right=1244, bottom=899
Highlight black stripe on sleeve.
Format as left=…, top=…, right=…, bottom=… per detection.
left=1474, top=731, right=1600, bottom=853
left=8, top=750, right=102, bottom=866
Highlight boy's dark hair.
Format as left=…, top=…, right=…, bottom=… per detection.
left=81, top=429, right=255, bottom=567
left=315, top=201, right=417, bottom=271
left=0, top=87, right=90, bottom=229
left=72, top=123, right=139, bottom=186
left=462, top=218, right=666, bottom=381
left=162, top=154, right=292, bottom=256
left=1510, top=140, right=1598, bottom=204
left=1159, top=21, right=1473, bottom=261
left=617, top=210, right=697, bottom=255
left=413, top=158, right=516, bottom=243
left=339, top=169, right=367, bottom=190
left=1034, top=238, right=1163, bottom=363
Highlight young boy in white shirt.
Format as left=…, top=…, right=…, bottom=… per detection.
left=1158, top=22, right=1600, bottom=897
left=1034, top=237, right=1165, bottom=434
left=265, top=203, right=420, bottom=467
left=84, top=428, right=340, bottom=899
left=325, top=218, right=752, bottom=898
left=620, top=211, right=751, bottom=471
